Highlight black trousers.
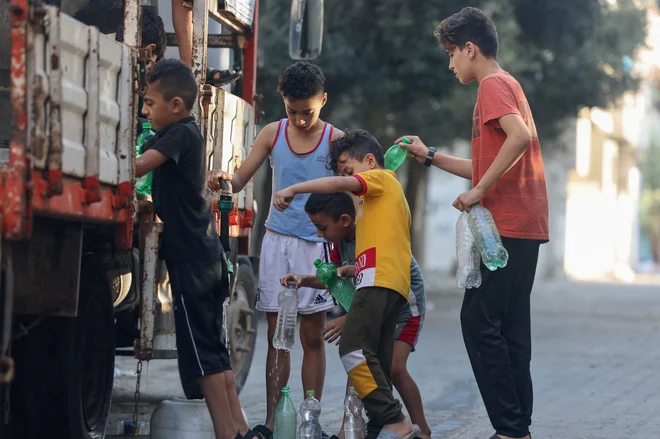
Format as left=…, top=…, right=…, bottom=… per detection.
left=461, top=237, right=541, bottom=438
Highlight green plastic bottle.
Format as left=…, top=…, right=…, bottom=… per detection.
left=273, top=386, right=297, bottom=439
left=135, top=122, right=155, bottom=195
left=384, top=137, right=412, bottom=171
left=314, top=259, right=354, bottom=312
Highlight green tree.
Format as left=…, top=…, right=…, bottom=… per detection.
left=254, top=0, right=648, bottom=258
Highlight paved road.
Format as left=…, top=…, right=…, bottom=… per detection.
left=109, top=279, right=660, bottom=438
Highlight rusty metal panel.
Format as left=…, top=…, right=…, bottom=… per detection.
left=135, top=216, right=162, bottom=360
left=98, top=33, right=123, bottom=185
left=84, top=26, right=100, bottom=180
left=117, top=44, right=135, bottom=186
left=11, top=220, right=82, bottom=317
left=27, top=8, right=49, bottom=169
left=191, top=0, right=208, bottom=122
left=122, top=0, right=142, bottom=48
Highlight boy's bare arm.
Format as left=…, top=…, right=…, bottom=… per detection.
left=453, top=113, right=531, bottom=211
left=280, top=273, right=326, bottom=290
left=207, top=122, right=278, bottom=192
left=135, top=149, right=168, bottom=178
left=273, top=176, right=363, bottom=211
left=395, top=135, right=472, bottom=180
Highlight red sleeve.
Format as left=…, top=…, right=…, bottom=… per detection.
left=329, top=244, right=342, bottom=265
left=351, top=174, right=367, bottom=196
left=479, top=77, right=521, bottom=127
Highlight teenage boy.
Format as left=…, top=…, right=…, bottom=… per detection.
left=398, top=7, right=549, bottom=439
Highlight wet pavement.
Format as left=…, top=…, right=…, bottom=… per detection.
left=109, top=278, right=660, bottom=438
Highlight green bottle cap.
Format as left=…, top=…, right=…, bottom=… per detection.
left=305, top=390, right=315, bottom=397
left=142, top=122, right=152, bottom=129
left=401, top=137, right=411, bottom=144
left=281, top=386, right=290, bottom=394
left=313, top=259, right=323, bottom=268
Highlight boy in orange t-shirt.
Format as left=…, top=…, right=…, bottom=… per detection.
left=398, top=7, right=548, bottom=439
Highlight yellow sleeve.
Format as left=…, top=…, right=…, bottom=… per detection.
left=352, top=170, right=384, bottom=198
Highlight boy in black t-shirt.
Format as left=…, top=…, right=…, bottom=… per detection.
left=135, top=59, right=251, bottom=439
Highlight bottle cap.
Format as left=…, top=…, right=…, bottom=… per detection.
left=313, top=259, right=322, bottom=268
left=401, top=137, right=411, bottom=144
left=305, top=390, right=315, bottom=397
left=142, top=122, right=152, bottom=129
left=286, top=279, right=297, bottom=288
left=281, top=386, right=290, bottom=394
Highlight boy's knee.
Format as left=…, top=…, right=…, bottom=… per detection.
left=389, top=362, right=407, bottom=384
left=300, top=329, right=324, bottom=351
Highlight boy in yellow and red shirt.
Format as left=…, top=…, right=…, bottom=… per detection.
left=273, top=130, right=420, bottom=439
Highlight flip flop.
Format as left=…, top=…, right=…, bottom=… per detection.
left=206, top=68, right=242, bottom=87
left=239, top=430, right=260, bottom=439
left=251, top=425, right=273, bottom=439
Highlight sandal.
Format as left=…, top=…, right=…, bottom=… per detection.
left=239, top=430, right=261, bottom=439
left=206, top=68, right=242, bottom=87
left=251, top=425, right=273, bottom=439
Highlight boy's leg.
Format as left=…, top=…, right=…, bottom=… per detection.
left=294, top=238, right=334, bottom=400
left=501, top=238, right=540, bottom=430
left=263, top=312, right=290, bottom=431
left=460, top=238, right=531, bottom=438
left=339, top=287, right=410, bottom=437
left=299, top=312, right=326, bottom=400
left=223, top=370, right=250, bottom=434
left=391, top=315, right=431, bottom=439
left=256, top=231, right=293, bottom=432
left=167, top=259, right=242, bottom=439
left=172, top=0, right=193, bottom=66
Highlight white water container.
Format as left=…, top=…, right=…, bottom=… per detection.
left=150, top=398, right=248, bottom=438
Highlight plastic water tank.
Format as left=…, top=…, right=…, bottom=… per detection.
left=150, top=398, right=249, bottom=439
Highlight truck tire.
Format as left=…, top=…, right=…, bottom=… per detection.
left=179, top=256, right=258, bottom=399
left=8, top=268, right=115, bottom=439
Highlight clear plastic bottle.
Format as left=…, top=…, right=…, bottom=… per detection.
left=289, top=0, right=324, bottom=60
left=298, top=390, right=322, bottom=439
left=343, top=386, right=366, bottom=439
left=383, top=137, right=412, bottom=171
left=467, top=205, right=509, bottom=271
left=274, top=386, right=297, bottom=439
left=455, top=212, right=482, bottom=288
left=273, top=281, right=298, bottom=351
left=135, top=122, right=155, bottom=195
left=314, top=259, right=354, bottom=311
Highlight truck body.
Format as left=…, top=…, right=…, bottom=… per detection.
left=0, top=0, right=260, bottom=437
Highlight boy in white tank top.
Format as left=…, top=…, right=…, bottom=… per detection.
left=208, top=61, right=344, bottom=438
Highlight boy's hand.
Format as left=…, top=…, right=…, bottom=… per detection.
left=323, top=315, right=347, bottom=345
left=453, top=186, right=486, bottom=212
left=207, top=170, right=232, bottom=192
left=273, top=187, right=295, bottom=211
left=394, top=135, right=429, bottom=165
left=337, top=265, right=356, bottom=279
left=280, top=274, right=304, bottom=289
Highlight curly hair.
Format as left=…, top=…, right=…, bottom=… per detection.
left=277, top=61, right=326, bottom=100
left=116, top=6, right=167, bottom=61
left=434, top=7, right=499, bottom=59
left=327, top=130, right=384, bottom=174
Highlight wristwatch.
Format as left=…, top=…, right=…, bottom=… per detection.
left=424, top=147, right=436, bottom=167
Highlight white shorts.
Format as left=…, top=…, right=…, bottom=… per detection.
left=256, top=230, right=336, bottom=315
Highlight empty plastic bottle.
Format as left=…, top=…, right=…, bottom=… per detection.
left=298, top=390, right=322, bottom=439
left=314, top=259, right=354, bottom=311
left=467, top=204, right=509, bottom=271
left=384, top=137, right=412, bottom=171
left=135, top=122, right=155, bottom=195
left=455, top=212, right=482, bottom=288
left=273, top=281, right=298, bottom=351
left=343, top=386, right=366, bottom=439
left=274, top=386, right=297, bottom=439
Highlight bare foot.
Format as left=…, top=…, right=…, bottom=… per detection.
left=382, top=418, right=413, bottom=437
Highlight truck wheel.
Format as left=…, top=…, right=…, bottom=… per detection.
left=8, top=269, right=115, bottom=439
left=179, top=256, right=258, bottom=399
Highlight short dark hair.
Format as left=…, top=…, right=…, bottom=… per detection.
left=305, top=193, right=356, bottom=221
left=277, top=61, right=325, bottom=100
left=435, top=7, right=499, bottom=59
left=116, top=7, right=167, bottom=61
left=147, top=59, right=198, bottom=109
left=327, top=130, right=384, bottom=174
